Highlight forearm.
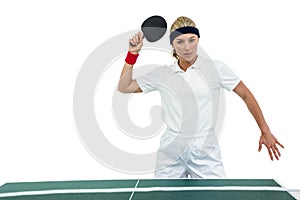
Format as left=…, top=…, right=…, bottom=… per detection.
left=118, top=62, right=134, bottom=92
left=234, top=81, right=270, bottom=134
left=244, top=92, right=270, bottom=133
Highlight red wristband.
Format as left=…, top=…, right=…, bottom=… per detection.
left=125, top=51, right=139, bottom=65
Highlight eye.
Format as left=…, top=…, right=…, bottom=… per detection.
left=189, top=38, right=196, bottom=43
left=176, top=40, right=183, bottom=44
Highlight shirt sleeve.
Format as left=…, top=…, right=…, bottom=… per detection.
left=136, top=67, right=162, bottom=93
left=216, top=61, right=241, bottom=91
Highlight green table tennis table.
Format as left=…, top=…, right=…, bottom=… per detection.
left=0, top=179, right=297, bottom=200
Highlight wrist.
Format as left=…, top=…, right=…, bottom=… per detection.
left=125, top=51, right=139, bottom=65
left=129, top=50, right=139, bottom=54
left=260, top=126, right=271, bottom=135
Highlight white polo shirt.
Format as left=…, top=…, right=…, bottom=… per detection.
left=136, top=57, right=240, bottom=136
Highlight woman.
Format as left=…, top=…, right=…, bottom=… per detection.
left=118, top=16, right=284, bottom=178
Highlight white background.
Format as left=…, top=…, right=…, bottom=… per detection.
left=1, top=0, right=299, bottom=190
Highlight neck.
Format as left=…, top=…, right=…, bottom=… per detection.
left=178, top=55, right=198, bottom=72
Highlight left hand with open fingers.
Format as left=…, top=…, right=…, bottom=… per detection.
left=258, top=132, right=284, bottom=161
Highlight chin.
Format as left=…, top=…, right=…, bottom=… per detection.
left=182, top=54, right=197, bottom=62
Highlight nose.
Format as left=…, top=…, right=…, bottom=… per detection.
left=183, top=41, right=191, bottom=50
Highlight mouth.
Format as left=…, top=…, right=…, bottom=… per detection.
left=183, top=53, right=193, bottom=56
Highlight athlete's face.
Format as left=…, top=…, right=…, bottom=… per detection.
left=172, top=33, right=199, bottom=63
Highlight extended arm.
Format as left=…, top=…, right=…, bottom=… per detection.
left=233, top=81, right=284, bottom=160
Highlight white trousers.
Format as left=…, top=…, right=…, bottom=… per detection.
left=154, top=129, right=226, bottom=178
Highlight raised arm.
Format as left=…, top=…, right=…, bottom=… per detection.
left=118, top=32, right=144, bottom=93
left=233, top=81, right=284, bottom=160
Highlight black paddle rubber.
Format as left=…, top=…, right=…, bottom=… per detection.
left=141, top=15, right=167, bottom=42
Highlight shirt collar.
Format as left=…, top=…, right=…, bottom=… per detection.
left=170, top=57, right=202, bottom=73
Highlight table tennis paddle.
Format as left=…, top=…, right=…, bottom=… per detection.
left=130, top=15, right=167, bottom=46
left=141, top=15, right=167, bottom=42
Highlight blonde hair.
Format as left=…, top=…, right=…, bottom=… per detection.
left=170, top=16, right=197, bottom=59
